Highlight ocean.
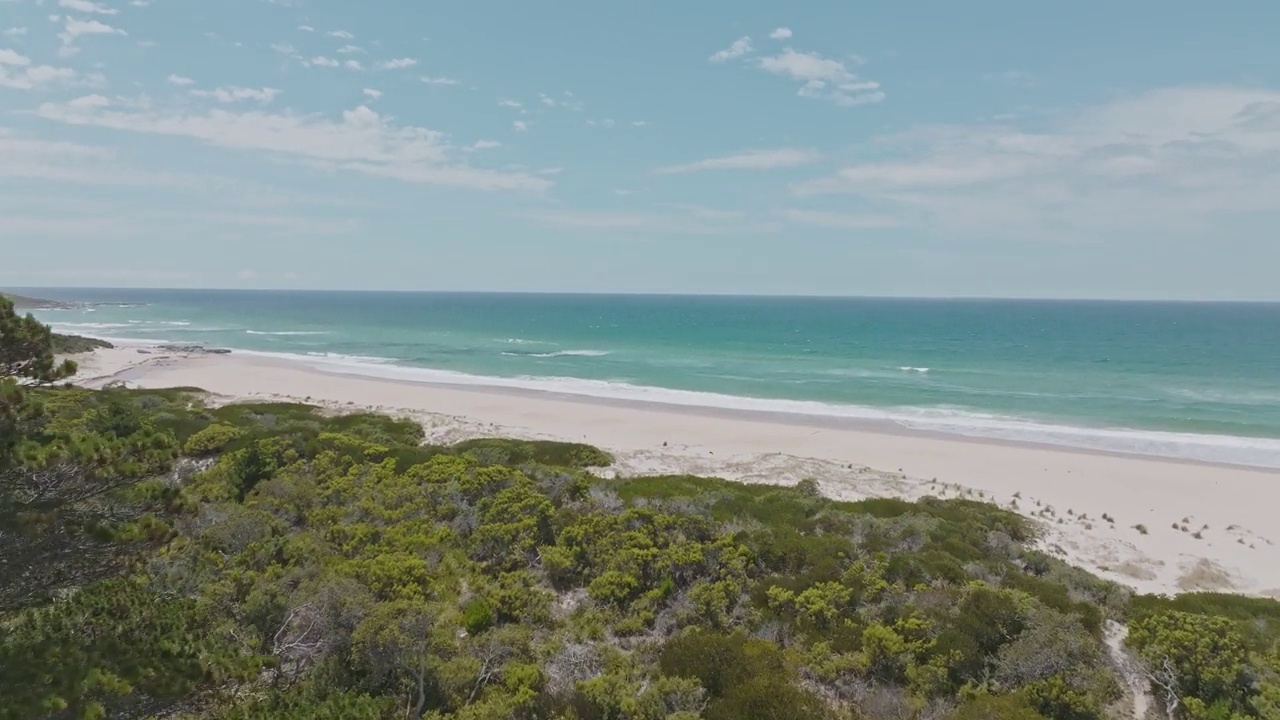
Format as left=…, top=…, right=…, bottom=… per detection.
left=23, top=288, right=1280, bottom=469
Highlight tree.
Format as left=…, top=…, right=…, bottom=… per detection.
left=0, top=296, right=77, bottom=386
left=0, top=385, right=181, bottom=611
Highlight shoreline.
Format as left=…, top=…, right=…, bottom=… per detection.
left=71, top=344, right=1280, bottom=598
left=58, top=330, right=1280, bottom=472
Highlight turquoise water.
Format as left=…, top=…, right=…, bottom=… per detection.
left=24, top=289, right=1280, bottom=468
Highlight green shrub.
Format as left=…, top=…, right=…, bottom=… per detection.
left=950, top=694, right=1048, bottom=720
left=183, top=423, right=246, bottom=456
left=461, top=599, right=495, bottom=634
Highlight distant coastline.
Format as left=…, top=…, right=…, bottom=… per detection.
left=0, top=291, right=82, bottom=311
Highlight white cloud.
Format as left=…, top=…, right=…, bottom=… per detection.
left=378, top=57, right=417, bottom=70
left=190, top=86, right=281, bottom=104
left=362, top=88, right=382, bottom=100
left=36, top=95, right=553, bottom=192
left=631, top=120, right=647, bottom=127
left=271, top=43, right=297, bottom=56
left=298, top=25, right=314, bottom=32
left=166, top=73, right=194, bottom=86
left=791, top=85, right=1280, bottom=239
left=512, top=120, right=529, bottom=132
left=780, top=208, right=899, bottom=230
left=0, top=50, right=78, bottom=90
left=2, top=27, right=28, bottom=38
left=336, top=44, right=361, bottom=54
left=769, top=27, right=792, bottom=40
left=326, top=30, right=353, bottom=39
left=0, top=48, right=28, bottom=66
left=129, top=0, right=148, bottom=6
left=757, top=48, right=883, bottom=106
left=538, top=92, right=555, bottom=107
left=421, top=75, right=458, bottom=86
left=306, top=56, right=339, bottom=67
left=344, top=59, right=363, bottom=70
left=498, top=99, right=522, bottom=108
left=57, top=0, right=118, bottom=15
left=709, top=36, right=753, bottom=63
left=466, top=139, right=500, bottom=151
left=57, top=17, right=125, bottom=55
left=655, top=148, right=820, bottom=174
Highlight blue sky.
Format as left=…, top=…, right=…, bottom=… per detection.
left=2, top=0, right=1278, bottom=298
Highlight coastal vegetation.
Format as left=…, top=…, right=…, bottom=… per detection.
left=3, top=296, right=1280, bottom=719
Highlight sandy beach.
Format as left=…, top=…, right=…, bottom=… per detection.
left=72, top=345, right=1280, bottom=598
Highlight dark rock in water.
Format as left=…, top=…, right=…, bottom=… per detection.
left=157, top=344, right=232, bottom=355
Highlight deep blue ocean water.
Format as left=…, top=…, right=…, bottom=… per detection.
left=23, top=289, right=1280, bottom=468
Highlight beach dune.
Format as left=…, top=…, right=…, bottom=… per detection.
left=75, top=345, right=1280, bottom=598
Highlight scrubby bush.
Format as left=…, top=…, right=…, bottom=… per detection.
left=183, top=423, right=246, bottom=455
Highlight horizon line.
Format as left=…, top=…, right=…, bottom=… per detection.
left=6, top=285, right=1280, bottom=304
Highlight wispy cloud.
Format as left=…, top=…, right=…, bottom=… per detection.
left=378, top=57, right=417, bottom=70
left=780, top=208, right=899, bottom=230
left=326, top=30, right=354, bottom=39
left=190, top=86, right=281, bottom=104
left=465, top=139, right=500, bottom=151
left=305, top=56, right=339, bottom=68
left=57, top=17, right=125, bottom=56
left=2, top=27, right=29, bottom=38
left=57, top=0, right=118, bottom=15
left=527, top=205, right=777, bottom=235
left=36, top=96, right=553, bottom=192
left=498, top=99, right=522, bottom=109
left=362, top=88, right=382, bottom=100
left=655, top=148, right=821, bottom=174
left=166, top=73, right=194, bottom=86
left=769, top=27, right=792, bottom=40
left=512, top=120, right=529, bottom=132
left=709, top=36, right=753, bottom=63
left=336, top=44, right=362, bottom=54
left=421, top=75, right=459, bottom=86
left=791, top=86, right=1280, bottom=238
left=298, top=25, right=314, bottom=32
left=0, top=49, right=78, bottom=90
left=757, top=48, right=883, bottom=106
left=344, top=59, right=363, bottom=71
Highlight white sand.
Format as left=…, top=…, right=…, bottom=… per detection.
left=73, top=346, right=1280, bottom=598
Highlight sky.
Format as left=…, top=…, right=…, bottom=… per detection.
left=1, top=0, right=1279, bottom=299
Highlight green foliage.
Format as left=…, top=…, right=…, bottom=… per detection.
left=50, top=333, right=113, bottom=354
left=452, top=438, right=613, bottom=468
left=950, top=694, right=1048, bottom=720
left=5, top=328, right=1280, bottom=720
left=184, top=422, right=247, bottom=455
left=0, top=295, right=78, bottom=386
left=0, top=578, right=262, bottom=720
left=1128, top=610, right=1254, bottom=716
left=219, top=687, right=398, bottom=719
left=1130, top=592, right=1280, bottom=654
left=462, top=599, right=496, bottom=634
